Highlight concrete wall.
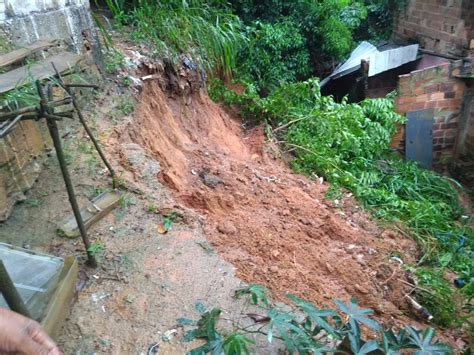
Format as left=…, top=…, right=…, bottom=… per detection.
left=393, top=0, right=473, bottom=57
left=0, top=0, right=98, bottom=55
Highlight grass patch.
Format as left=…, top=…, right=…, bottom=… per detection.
left=104, top=0, right=246, bottom=78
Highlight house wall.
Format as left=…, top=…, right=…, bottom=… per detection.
left=392, top=60, right=466, bottom=168
left=392, top=0, right=473, bottom=57
left=0, top=0, right=99, bottom=55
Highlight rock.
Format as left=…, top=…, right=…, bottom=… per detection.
left=217, top=221, right=237, bottom=235
left=298, top=217, right=311, bottom=225
left=282, top=209, right=290, bottom=216
left=325, top=262, right=334, bottom=273
left=271, top=250, right=280, bottom=258
left=269, top=265, right=279, bottom=273
left=355, top=284, right=369, bottom=294
left=346, top=244, right=357, bottom=254
left=200, top=171, right=222, bottom=188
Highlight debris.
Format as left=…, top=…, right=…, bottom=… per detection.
left=389, top=256, right=404, bottom=265
left=162, top=329, right=177, bottom=342
left=147, top=343, right=160, bottom=354
left=157, top=223, right=168, bottom=234
left=58, top=190, right=122, bottom=238
left=355, top=284, right=369, bottom=294
left=269, top=265, right=279, bottom=273
left=247, top=313, right=270, bottom=323
left=406, top=295, right=433, bottom=321
left=200, top=171, right=222, bottom=188
left=196, top=241, right=214, bottom=255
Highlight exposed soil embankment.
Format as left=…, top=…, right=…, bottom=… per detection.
left=119, top=78, right=431, bottom=331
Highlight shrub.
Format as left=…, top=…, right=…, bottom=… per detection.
left=237, top=19, right=311, bottom=94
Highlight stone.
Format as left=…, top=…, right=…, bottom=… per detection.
left=298, top=217, right=311, bottom=225
left=355, top=284, right=369, bottom=294
left=269, top=265, right=279, bottom=273
left=217, top=221, right=237, bottom=235
left=200, top=172, right=222, bottom=188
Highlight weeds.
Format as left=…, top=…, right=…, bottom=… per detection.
left=115, top=193, right=136, bottom=222
left=179, top=284, right=452, bottom=354
left=87, top=242, right=103, bottom=255
left=103, top=48, right=124, bottom=74
left=24, top=198, right=44, bottom=207
left=115, top=96, right=134, bottom=115
left=163, top=211, right=178, bottom=232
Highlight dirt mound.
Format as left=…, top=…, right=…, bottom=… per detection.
left=120, top=80, right=430, bottom=331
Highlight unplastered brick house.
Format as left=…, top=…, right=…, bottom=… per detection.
left=390, top=0, right=473, bottom=180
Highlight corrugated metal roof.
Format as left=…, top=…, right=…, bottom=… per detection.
left=321, top=41, right=419, bottom=87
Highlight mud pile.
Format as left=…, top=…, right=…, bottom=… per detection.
left=118, top=77, right=429, bottom=330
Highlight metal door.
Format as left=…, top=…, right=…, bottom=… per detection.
left=405, top=109, right=434, bottom=169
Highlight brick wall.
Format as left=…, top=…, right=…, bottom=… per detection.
left=393, top=0, right=472, bottom=57
left=393, top=60, right=466, bottom=167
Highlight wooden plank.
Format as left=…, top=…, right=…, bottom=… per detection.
left=0, top=52, right=84, bottom=94
left=405, top=109, right=434, bottom=169
left=40, top=256, right=78, bottom=338
left=58, top=190, right=122, bottom=238
left=0, top=39, right=59, bottom=68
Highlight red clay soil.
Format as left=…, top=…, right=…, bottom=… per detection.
left=118, top=79, right=458, bottom=341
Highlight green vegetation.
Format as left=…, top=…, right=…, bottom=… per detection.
left=103, top=48, right=124, bottom=74
left=230, top=0, right=405, bottom=93
left=107, top=0, right=245, bottom=78
left=178, top=284, right=451, bottom=354
left=209, top=78, right=473, bottom=328
left=237, top=19, right=311, bottom=94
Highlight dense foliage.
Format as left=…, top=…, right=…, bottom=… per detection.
left=209, top=78, right=473, bottom=328
left=103, top=0, right=404, bottom=91
left=230, top=0, right=405, bottom=93
left=179, top=284, right=452, bottom=354
left=103, top=0, right=245, bottom=78
left=237, top=19, right=311, bottom=94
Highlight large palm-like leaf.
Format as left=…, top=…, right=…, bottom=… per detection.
left=334, top=299, right=380, bottom=338
left=405, top=327, right=452, bottom=354
left=287, top=294, right=338, bottom=337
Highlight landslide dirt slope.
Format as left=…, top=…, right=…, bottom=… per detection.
left=118, top=76, right=429, bottom=332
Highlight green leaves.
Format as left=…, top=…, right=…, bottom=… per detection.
left=163, top=211, right=178, bottom=231
left=114, top=0, right=246, bottom=78
left=334, top=299, right=380, bottom=335
left=182, top=307, right=221, bottom=343
left=237, top=19, right=311, bottom=93
left=348, top=334, right=379, bottom=355
left=405, top=327, right=452, bottom=354
left=179, top=287, right=452, bottom=355
left=234, top=284, right=270, bottom=307
left=210, top=77, right=472, bottom=327
left=222, top=333, right=255, bottom=355
left=286, top=294, right=338, bottom=337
